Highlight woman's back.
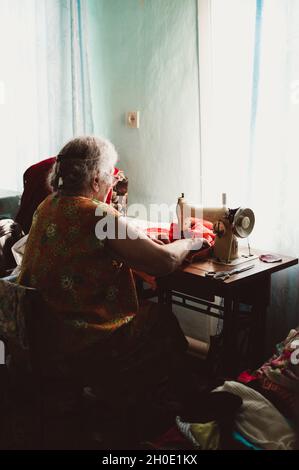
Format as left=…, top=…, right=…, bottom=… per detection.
left=18, top=193, right=138, bottom=342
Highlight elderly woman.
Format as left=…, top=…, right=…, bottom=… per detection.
left=17, top=136, right=208, bottom=409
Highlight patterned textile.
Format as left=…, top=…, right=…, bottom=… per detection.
left=17, top=193, right=138, bottom=354
left=257, top=328, right=299, bottom=392
left=251, top=377, right=298, bottom=421
left=238, top=329, right=299, bottom=421
left=238, top=329, right=299, bottom=392
left=0, top=280, right=29, bottom=349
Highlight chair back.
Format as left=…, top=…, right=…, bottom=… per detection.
left=0, top=279, right=70, bottom=380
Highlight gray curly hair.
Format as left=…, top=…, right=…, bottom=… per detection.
left=48, top=136, right=118, bottom=193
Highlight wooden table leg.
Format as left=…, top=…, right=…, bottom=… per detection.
left=249, top=277, right=271, bottom=369
left=223, top=294, right=234, bottom=376
left=157, top=287, right=173, bottom=314
left=164, top=289, right=173, bottom=314
left=250, top=302, right=268, bottom=369
left=157, top=287, right=165, bottom=305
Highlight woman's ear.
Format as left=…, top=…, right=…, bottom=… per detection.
left=91, top=175, right=100, bottom=193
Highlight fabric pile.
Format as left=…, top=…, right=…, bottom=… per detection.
left=135, top=218, right=215, bottom=289
left=143, top=388, right=243, bottom=450
left=234, top=328, right=299, bottom=449
left=144, top=419, right=220, bottom=451
left=238, top=328, right=299, bottom=421
left=146, top=217, right=215, bottom=262
left=145, top=330, right=299, bottom=451
left=213, top=381, right=296, bottom=450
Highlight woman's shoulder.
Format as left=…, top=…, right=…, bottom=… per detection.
left=30, top=193, right=55, bottom=222
left=38, top=194, right=120, bottom=216
left=92, top=200, right=121, bottom=219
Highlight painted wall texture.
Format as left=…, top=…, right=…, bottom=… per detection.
left=86, top=0, right=212, bottom=343
left=87, top=0, right=201, bottom=217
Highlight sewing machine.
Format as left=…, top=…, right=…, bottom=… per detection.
left=176, top=193, right=256, bottom=265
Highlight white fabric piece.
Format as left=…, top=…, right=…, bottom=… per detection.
left=11, top=235, right=28, bottom=266
left=213, top=381, right=296, bottom=450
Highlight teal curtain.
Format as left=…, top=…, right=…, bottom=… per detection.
left=249, top=0, right=299, bottom=353
left=0, top=0, right=94, bottom=191
left=200, top=0, right=299, bottom=353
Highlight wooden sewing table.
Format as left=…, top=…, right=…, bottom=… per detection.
left=156, top=248, right=298, bottom=376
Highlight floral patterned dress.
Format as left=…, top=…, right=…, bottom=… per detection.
left=18, top=193, right=139, bottom=354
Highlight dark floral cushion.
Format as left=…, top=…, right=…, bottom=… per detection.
left=0, top=279, right=28, bottom=349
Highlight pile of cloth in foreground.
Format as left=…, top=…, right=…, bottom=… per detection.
left=144, top=328, right=299, bottom=450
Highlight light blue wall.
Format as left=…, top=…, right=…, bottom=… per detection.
left=87, top=0, right=201, bottom=217
left=86, top=0, right=210, bottom=343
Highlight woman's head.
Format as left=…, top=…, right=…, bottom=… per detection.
left=49, top=136, right=118, bottom=201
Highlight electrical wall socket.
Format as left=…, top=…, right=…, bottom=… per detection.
left=126, top=111, right=140, bottom=129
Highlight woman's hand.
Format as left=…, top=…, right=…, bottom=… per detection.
left=189, top=237, right=211, bottom=251
left=107, top=216, right=210, bottom=277
left=150, top=235, right=170, bottom=245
